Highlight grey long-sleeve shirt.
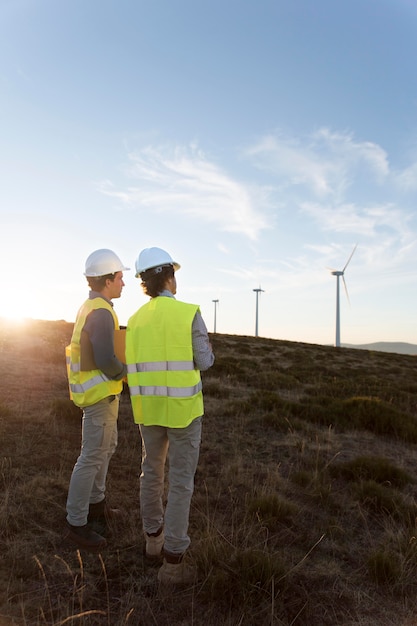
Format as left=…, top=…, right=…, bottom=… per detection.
left=83, top=292, right=127, bottom=380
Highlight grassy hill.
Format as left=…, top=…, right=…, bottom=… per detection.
left=1, top=318, right=417, bottom=625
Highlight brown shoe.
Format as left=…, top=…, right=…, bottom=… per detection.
left=157, top=560, right=197, bottom=585
left=88, top=499, right=123, bottom=537
left=63, top=523, right=107, bottom=552
left=88, top=499, right=123, bottom=521
left=157, top=551, right=197, bottom=585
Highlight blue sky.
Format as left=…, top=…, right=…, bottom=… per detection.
left=1, top=0, right=417, bottom=346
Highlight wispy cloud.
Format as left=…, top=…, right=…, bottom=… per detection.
left=96, top=132, right=417, bottom=281
left=97, top=144, right=270, bottom=240
left=300, top=201, right=411, bottom=239
left=244, top=133, right=336, bottom=196
left=243, top=129, right=417, bottom=248
left=395, top=161, right=417, bottom=191
left=245, top=128, right=390, bottom=199
left=312, top=128, right=389, bottom=180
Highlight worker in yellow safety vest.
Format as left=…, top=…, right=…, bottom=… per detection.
left=126, top=247, right=214, bottom=585
left=64, top=248, right=129, bottom=552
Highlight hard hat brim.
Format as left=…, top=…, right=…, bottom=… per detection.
left=136, top=262, right=180, bottom=279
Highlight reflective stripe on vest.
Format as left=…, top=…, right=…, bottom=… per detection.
left=129, top=380, right=202, bottom=397
left=70, top=371, right=113, bottom=394
left=127, top=360, right=195, bottom=373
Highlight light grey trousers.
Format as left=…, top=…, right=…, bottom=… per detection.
left=139, top=416, right=202, bottom=555
left=66, top=395, right=119, bottom=526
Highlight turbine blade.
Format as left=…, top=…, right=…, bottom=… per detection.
left=343, top=244, right=357, bottom=272
left=342, top=275, right=351, bottom=305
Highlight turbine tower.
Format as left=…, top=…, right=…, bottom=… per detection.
left=330, top=245, right=357, bottom=348
left=212, top=299, right=219, bottom=333
left=253, top=287, right=264, bottom=337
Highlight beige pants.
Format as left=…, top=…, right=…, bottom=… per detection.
left=66, top=395, right=119, bottom=526
left=139, top=416, right=202, bottom=555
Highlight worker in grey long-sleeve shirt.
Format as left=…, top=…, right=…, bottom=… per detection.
left=64, top=249, right=129, bottom=552
left=125, top=247, right=215, bottom=585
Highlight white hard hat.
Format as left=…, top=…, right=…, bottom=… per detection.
left=135, top=247, right=180, bottom=278
left=84, top=249, right=130, bottom=277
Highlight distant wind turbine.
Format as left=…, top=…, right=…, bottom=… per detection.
left=329, top=245, right=357, bottom=348
left=212, top=299, right=219, bottom=333
left=253, top=286, right=264, bottom=337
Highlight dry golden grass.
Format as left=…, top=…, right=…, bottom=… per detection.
left=1, top=318, right=417, bottom=625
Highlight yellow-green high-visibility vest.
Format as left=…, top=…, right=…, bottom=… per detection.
left=65, top=298, right=123, bottom=407
left=126, top=297, right=203, bottom=428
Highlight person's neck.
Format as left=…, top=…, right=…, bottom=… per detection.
left=98, top=288, right=112, bottom=302
left=157, top=288, right=175, bottom=298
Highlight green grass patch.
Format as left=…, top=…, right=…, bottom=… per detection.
left=354, top=480, right=416, bottom=519
left=368, top=549, right=401, bottom=585
left=288, top=396, right=417, bottom=443
left=329, top=456, right=413, bottom=488
left=248, top=493, right=298, bottom=529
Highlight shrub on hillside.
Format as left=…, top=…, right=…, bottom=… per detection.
left=288, top=396, right=417, bottom=443
left=248, top=493, right=298, bottom=530
left=353, top=480, right=417, bottom=520
left=368, top=549, right=401, bottom=585
left=329, top=456, right=413, bottom=488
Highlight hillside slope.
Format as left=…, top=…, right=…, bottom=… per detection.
left=1, top=319, right=417, bottom=625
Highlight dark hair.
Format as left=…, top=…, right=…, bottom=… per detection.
left=87, top=273, right=117, bottom=291
left=141, top=265, right=174, bottom=298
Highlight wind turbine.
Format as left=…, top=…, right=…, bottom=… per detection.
left=212, top=299, right=219, bottom=333
left=330, top=245, right=357, bottom=348
left=253, top=286, right=264, bottom=337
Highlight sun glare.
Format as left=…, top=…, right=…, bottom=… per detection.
left=1, top=315, right=29, bottom=328
left=2, top=290, right=35, bottom=326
